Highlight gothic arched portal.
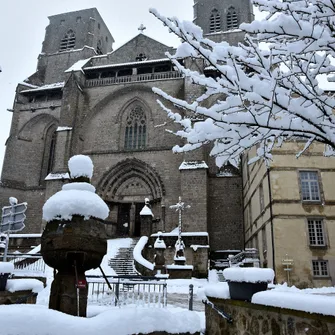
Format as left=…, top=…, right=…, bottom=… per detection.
left=97, top=158, right=165, bottom=237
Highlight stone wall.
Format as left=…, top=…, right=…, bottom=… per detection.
left=206, top=297, right=335, bottom=335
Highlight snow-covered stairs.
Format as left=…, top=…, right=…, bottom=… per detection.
left=108, top=238, right=140, bottom=276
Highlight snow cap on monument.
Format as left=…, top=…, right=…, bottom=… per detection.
left=68, top=155, right=94, bottom=179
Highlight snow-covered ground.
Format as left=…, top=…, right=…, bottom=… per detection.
left=3, top=237, right=335, bottom=334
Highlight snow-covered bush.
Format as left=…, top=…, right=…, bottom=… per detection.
left=223, top=267, right=274, bottom=283
left=43, top=155, right=109, bottom=222
left=151, top=1, right=335, bottom=166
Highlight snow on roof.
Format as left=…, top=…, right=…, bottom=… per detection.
left=151, top=231, right=208, bottom=237
left=20, top=82, right=65, bottom=93
left=19, top=82, right=38, bottom=88
left=68, top=155, right=93, bottom=179
left=56, top=126, right=73, bottom=132
left=133, top=236, right=154, bottom=271
left=9, top=234, right=41, bottom=238
left=154, top=237, right=166, bottom=249
left=45, top=172, right=70, bottom=181
left=65, top=58, right=91, bottom=73
left=166, top=265, right=194, bottom=270
left=84, top=58, right=171, bottom=71
left=6, top=278, right=44, bottom=293
left=140, top=205, right=154, bottom=217
left=179, top=161, right=209, bottom=170
left=223, top=267, right=275, bottom=283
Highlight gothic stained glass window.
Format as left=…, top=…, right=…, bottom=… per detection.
left=124, top=106, right=147, bottom=150
left=59, top=30, right=76, bottom=51
left=210, top=9, right=221, bottom=33
left=227, top=7, right=239, bottom=30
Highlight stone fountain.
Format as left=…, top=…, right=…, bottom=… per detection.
left=41, top=155, right=109, bottom=317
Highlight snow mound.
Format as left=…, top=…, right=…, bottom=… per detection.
left=6, top=279, right=44, bottom=293
left=0, top=262, right=14, bottom=274
left=252, top=291, right=335, bottom=317
left=68, top=155, right=94, bottom=179
left=223, top=267, right=274, bottom=283
left=133, top=236, right=154, bottom=271
left=43, top=187, right=109, bottom=222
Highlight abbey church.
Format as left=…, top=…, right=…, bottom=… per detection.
left=0, top=0, right=252, bottom=251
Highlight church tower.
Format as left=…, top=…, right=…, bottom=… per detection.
left=193, top=0, right=254, bottom=44
left=34, top=8, right=114, bottom=85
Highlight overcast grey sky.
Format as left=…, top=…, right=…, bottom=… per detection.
left=0, top=0, right=194, bottom=172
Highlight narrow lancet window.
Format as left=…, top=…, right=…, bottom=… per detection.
left=227, top=8, right=239, bottom=30
left=210, top=9, right=221, bottom=33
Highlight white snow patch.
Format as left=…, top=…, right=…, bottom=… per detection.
left=0, top=262, right=14, bottom=274
left=140, top=205, right=154, bottom=217
left=43, top=186, right=109, bottom=222
left=203, top=282, right=230, bottom=300
left=166, top=265, right=193, bottom=270
left=6, top=279, right=44, bottom=293
left=65, top=58, right=91, bottom=73
left=0, top=305, right=201, bottom=335
left=154, top=236, right=166, bottom=249
left=56, top=126, right=72, bottom=132
left=20, top=82, right=64, bottom=93
left=223, top=267, right=274, bottom=283
left=133, top=236, right=154, bottom=271
left=68, top=155, right=94, bottom=179
left=252, top=291, right=335, bottom=316
left=45, top=173, right=70, bottom=181
left=179, top=161, right=208, bottom=170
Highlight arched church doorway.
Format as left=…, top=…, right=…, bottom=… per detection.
left=97, top=159, right=165, bottom=238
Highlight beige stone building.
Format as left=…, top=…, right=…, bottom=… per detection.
left=243, top=142, right=335, bottom=287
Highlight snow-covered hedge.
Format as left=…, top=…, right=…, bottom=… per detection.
left=223, top=267, right=274, bottom=283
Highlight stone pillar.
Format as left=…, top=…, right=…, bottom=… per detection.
left=179, top=161, right=208, bottom=232
left=154, top=235, right=166, bottom=275
left=140, top=203, right=154, bottom=236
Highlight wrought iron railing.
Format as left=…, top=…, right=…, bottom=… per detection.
left=86, top=275, right=167, bottom=308
left=85, top=71, right=183, bottom=87
left=6, top=253, right=46, bottom=274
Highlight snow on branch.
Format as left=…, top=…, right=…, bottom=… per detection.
left=150, top=1, right=335, bottom=166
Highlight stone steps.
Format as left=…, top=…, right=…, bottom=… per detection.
left=108, top=238, right=140, bottom=276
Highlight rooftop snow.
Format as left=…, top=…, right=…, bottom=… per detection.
left=85, top=58, right=171, bottom=71
left=20, top=82, right=65, bottom=93
left=56, top=126, right=73, bottom=132
left=179, top=161, right=209, bottom=170
left=45, top=173, right=70, bottom=181
left=65, top=58, right=91, bottom=73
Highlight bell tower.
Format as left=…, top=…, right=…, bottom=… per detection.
left=193, top=0, right=254, bottom=44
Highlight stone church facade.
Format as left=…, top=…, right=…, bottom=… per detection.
left=0, top=1, right=253, bottom=266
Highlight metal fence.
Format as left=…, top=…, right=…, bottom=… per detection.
left=6, top=253, right=46, bottom=274
left=87, top=275, right=167, bottom=308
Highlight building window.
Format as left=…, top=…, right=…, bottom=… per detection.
left=299, top=171, right=321, bottom=201
left=47, top=131, right=57, bottom=174
left=227, top=7, right=239, bottom=30
left=312, top=260, right=329, bottom=277
left=308, top=219, right=326, bottom=246
left=210, top=9, right=221, bottom=33
left=59, top=30, right=76, bottom=51
left=124, top=106, right=147, bottom=150
left=97, top=40, right=103, bottom=55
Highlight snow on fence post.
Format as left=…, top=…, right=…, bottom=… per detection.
left=140, top=198, right=154, bottom=236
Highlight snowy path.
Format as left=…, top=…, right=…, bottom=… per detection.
left=167, top=293, right=204, bottom=312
